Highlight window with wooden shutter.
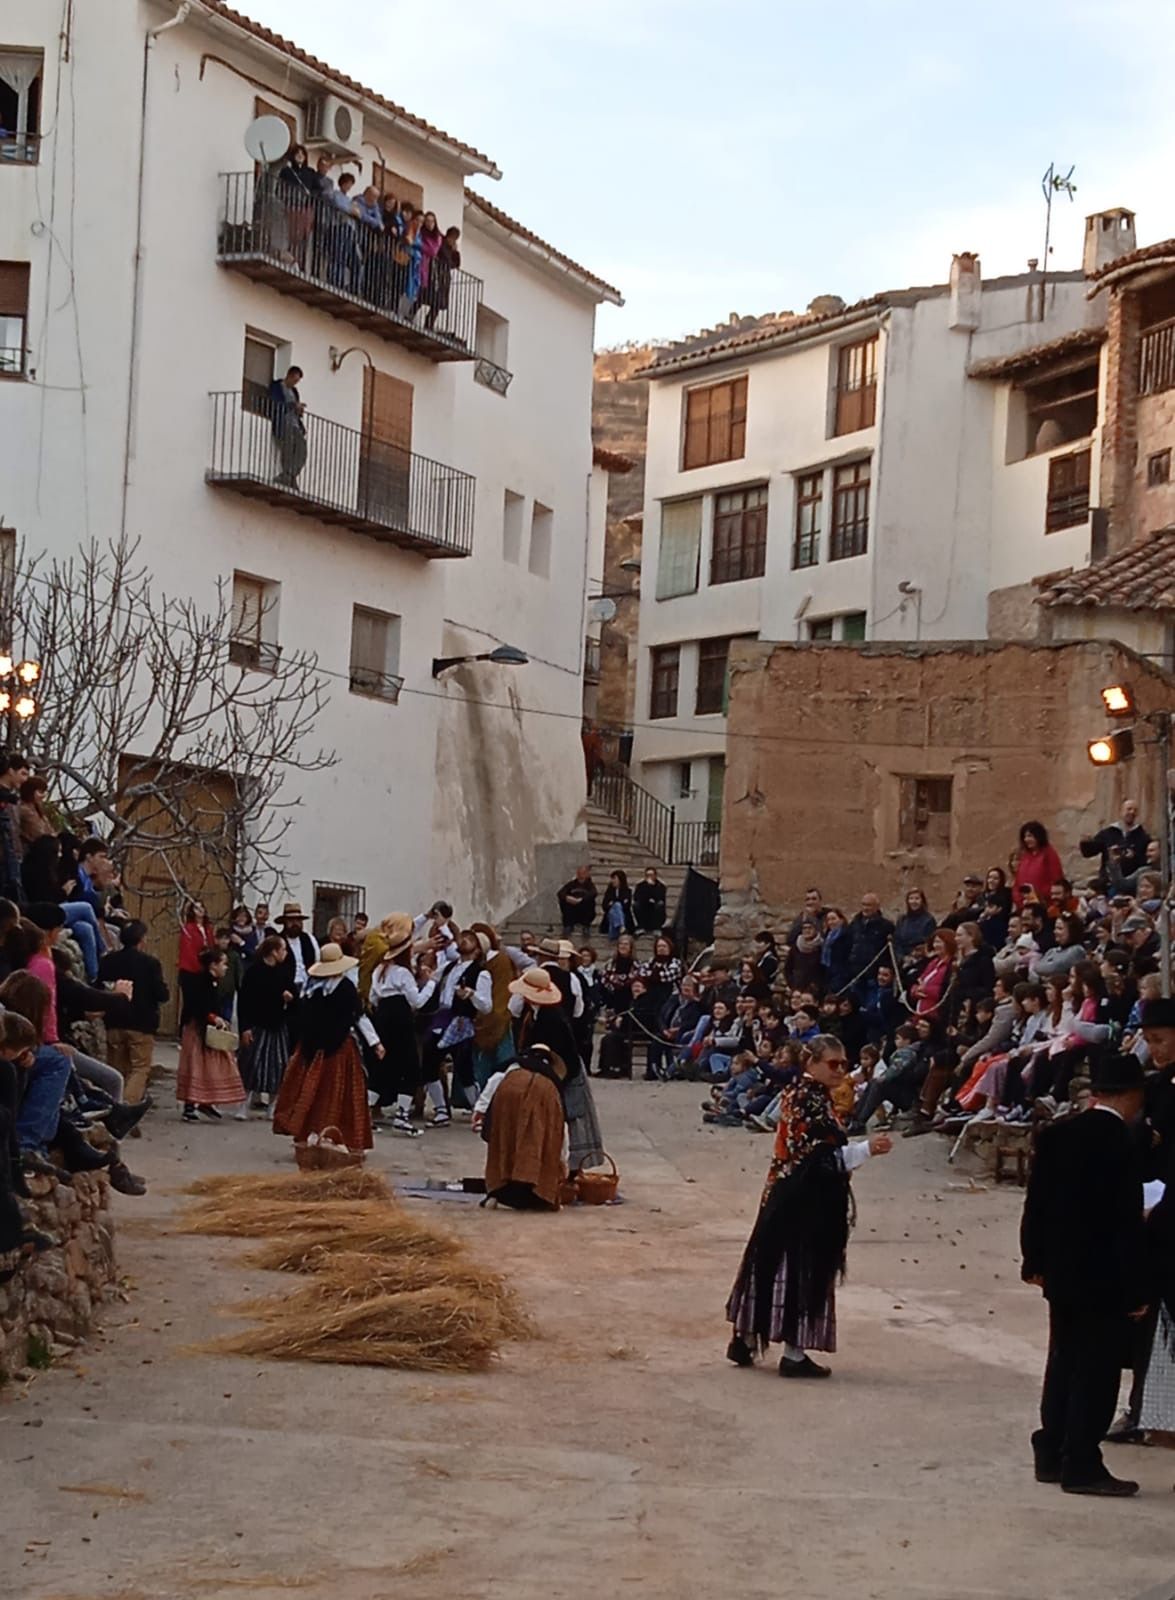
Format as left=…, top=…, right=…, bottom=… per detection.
left=898, top=776, right=953, bottom=850
left=230, top=572, right=280, bottom=671
left=370, top=161, right=424, bottom=213
left=656, top=497, right=702, bottom=599
left=711, top=484, right=767, bottom=584
left=649, top=645, right=680, bottom=719
left=1045, top=447, right=1091, bottom=532
left=242, top=334, right=277, bottom=415
left=682, top=375, right=748, bottom=470
left=0, top=261, right=29, bottom=377
left=830, top=459, right=871, bottom=560
left=349, top=605, right=402, bottom=702
left=834, top=337, right=878, bottom=436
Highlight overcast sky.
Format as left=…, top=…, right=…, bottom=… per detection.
left=241, top=0, right=1175, bottom=347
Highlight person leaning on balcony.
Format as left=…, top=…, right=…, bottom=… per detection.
left=355, top=185, right=384, bottom=302
left=423, top=226, right=460, bottom=331
left=277, top=144, right=317, bottom=263
left=327, top=172, right=362, bottom=290
left=269, top=366, right=307, bottom=489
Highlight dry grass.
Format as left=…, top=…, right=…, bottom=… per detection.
left=181, top=1168, right=392, bottom=1205
left=177, top=1173, right=530, bottom=1372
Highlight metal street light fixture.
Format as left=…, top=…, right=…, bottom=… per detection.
left=1101, top=683, right=1136, bottom=717
left=0, top=655, right=41, bottom=743
left=431, top=643, right=529, bottom=679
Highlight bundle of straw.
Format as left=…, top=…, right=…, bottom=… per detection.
left=182, top=1169, right=392, bottom=1205
left=174, top=1197, right=420, bottom=1242
left=204, top=1285, right=503, bottom=1371
left=240, top=1213, right=465, bottom=1273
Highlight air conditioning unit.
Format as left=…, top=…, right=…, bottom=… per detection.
left=305, top=94, right=364, bottom=158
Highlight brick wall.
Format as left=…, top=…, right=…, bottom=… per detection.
left=716, top=638, right=1175, bottom=944
left=1102, top=287, right=1142, bottom=556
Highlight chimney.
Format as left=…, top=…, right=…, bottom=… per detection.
left=1083, top=207, right=1137, bottom=276
left=949, top=252, right=981, bottom=331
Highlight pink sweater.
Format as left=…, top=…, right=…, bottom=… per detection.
left=27, top=950, right=59, bottom=1044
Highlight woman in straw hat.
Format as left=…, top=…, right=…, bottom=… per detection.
left=474, top=1044, right=569, bottom=1210
left=367, top=912, right=456, bottom=1137
left=272, top=943, right=381, bottom=1154
left=508, top=966, right=606, bottom=1173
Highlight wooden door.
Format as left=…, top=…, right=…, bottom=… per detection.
left=359, top=369, right=413, bottom=527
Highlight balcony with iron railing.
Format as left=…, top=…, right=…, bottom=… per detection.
left=0, top=346, right=27, bottom=378
left=228, top=637, right=282, bottom=673
left=0, top=132, right=39, bottom=165
left=206, top=389, right=475, bottom=558
left=216, top=172, right=481, bottom=362
left=349, top=665, right=404, bottom=703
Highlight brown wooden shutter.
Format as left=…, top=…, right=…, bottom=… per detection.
left=730, top=376, right=748, bottom=458
left=683, top=386, right=710, bottom=469
left=0, top=262, right=30, bottom=317
left=371, top=162, right=424, bottom=212
left=359, top=369, right=414, bottom=524
left=253, top=97, right=298, bottom=155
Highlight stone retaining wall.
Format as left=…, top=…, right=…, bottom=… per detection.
left=0, top=1173, right=116, bottom=1382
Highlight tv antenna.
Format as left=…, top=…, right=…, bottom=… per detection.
left=244, top=114, right=291, bottom=167
left=1038, top=161, right=1077, bottom=321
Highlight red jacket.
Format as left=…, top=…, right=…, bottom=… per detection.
left=1013, top=844, right=1064, bottom=909
left=178, top=919, right=215, bottom=973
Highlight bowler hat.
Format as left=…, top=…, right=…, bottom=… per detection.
left=1090, top=1053, right=1146, bottom=1095
left=1141, top=997, right=1175, bottom=1031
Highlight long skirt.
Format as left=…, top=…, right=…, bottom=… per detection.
left=176, top=1023, right=245, bottom=1106
left=1140, top=1303, right=1175, bottom=1432
left=272, top=1037, right=373, bottom=1151
left=485, top=1069, right=566, bottom=1210
left=725, top=1152, right=850, bottom=1354
left=241, top=1024, right=290, bottom=1097
left=563, top=1071, right=605, bottom=1172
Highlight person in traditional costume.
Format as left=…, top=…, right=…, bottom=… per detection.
left=178, top=946, right=247, bottom=1123
left=272, top=943, right=379, bottom=1153
left=508, top=965, right=605, bottom=1173
left=468, top=922, right=520, bottom=1091
left=367, top=912, right=455, bottom=1137
left=237, top=934, right=294, bottom=1114
left=473, top=1043, right=569, bottom=1210
left=725, top=1034, right=891, bottom=1377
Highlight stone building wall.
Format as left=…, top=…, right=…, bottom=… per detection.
left=593, top=347, right=651, bottom=737
left=1, top=1173, right=116, bottom=1382
left=715, top=637, right=1175, bottom=953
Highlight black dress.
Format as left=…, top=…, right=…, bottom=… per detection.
left=237, top=960, right=291, bottom=1097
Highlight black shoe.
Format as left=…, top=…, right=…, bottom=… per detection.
left=182, top=1106, right=199, bottom=1123
left=100, top=1096, right=152, bottom=1141
left=643, top=1071, right=658, bottom=1082
left=107, top=1160, right=147, bottom=1197
left=1105, top=1414, right=1146, bottom=1446
left=1061, top=1474, right=1139, bottom=1497
left=21, top=1151, right=72, bottom=1184
left=196, top=1104, right=222, bottom=1121
left=779, top=1353, right=832, bottom=1379
left=726, top=1335, right=754, bottom=1368
left=1034, top=1461, right=1063, bottom=1484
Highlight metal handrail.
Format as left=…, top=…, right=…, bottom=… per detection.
left=217, top=171, right=482, bottom=355
left=206, top=389, right=475, bottom=556
left=590, top=769, right=723, bottom=866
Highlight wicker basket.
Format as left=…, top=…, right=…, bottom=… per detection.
left=574, top=1152, right=619, bottom=1205
left=294, top=1125, right=364, bottom=1171
left=557, top=1174, right=579, bottom=1208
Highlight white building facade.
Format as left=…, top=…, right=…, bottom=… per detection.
left=0, top=1, right=619, bottom=937
left=629, top=227, right=1135, bottom=828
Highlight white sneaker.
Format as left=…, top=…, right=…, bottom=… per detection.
left=233, top=1105, right=248, bottom=1121
left=430, top=1111, right=452, bottom=1128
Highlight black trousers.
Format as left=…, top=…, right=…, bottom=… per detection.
left=1035, top=1301, right=1127, bottom=1484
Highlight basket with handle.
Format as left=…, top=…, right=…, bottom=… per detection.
left=574, top=1152, right=619, bottom=1205
left=294, top=1125, right=364, bottom=1171
left=557, top=1173, right=579, bottom=1208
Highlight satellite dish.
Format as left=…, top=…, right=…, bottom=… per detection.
left=244, top=115, right=291, bottom=166
left=588, top=597, right=617, bottom=623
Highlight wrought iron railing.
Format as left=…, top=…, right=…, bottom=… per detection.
left=0, top=347, right=26, bottom=377
left=349, top=666, right=403, bottom=703
left=0, top=132, right=39, bottom=165
left=590, top=770, right=721, bottom=867
left=229, top=637, right=282, bottom=673
left=206, top=390, right=475, bottom=557
left=217, top=171, right=481, bottom=357
left=474, top=357, right=512, bottom=395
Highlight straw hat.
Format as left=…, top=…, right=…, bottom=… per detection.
left=467, top=930, right=492, bottom=958
left=379, top=912, right=416, bottom=960
left=508, top=966, right=564, bottom=1007
left=469, top=920, right=500, bottom=952
left=309, top=942, right=358, bottom=978
left=540, top=937, right=578, bottom=960
left=276, top=901, right=305, bottom=924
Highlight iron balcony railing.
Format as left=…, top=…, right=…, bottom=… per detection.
left=590, top=769, right=721, bottom=868
left=0, top=347, right=27, bottom=377
left=474, top=356, right=512, bottom=395
left=349, top=666, right=403, bottom=703
left=228, top=637, right=282, bottom=673
left=0, top=132, right=39, bottom=165
left=217, top=171, right=481, bottom=362
left=206, top=389, right=475, bottom=558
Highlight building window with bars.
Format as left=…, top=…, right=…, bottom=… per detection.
left=1148, top=448, right=1171, bottom=488
left=792, top=472, right=823, bottom=569
left=830, top=459, right=871, bottom=560
left=656, top=497, right=702, bottom=599
left=312, top=881, right=366, bottom=941
left=682, top=375, right=748, bottom=470
left=898, top=776, right=953, bottom=851
left=695, top=636, right=731, bottom=715
left=0, top=50, right=42, bottom=164
left=649, top=645, right=680, bottom=719
left=1045, top=447, right=1091, bottom=532
left=833, top=336, right=878, bottom=436
left=711, top=484, right=767, bottom=584
left=1140, top=317, right=1175, bottom=398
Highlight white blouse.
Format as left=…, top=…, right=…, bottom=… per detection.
left=369, top=949, right=454, bottom=1011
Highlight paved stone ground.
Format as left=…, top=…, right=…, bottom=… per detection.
left=4, top=1066, right=1175, bottom=1600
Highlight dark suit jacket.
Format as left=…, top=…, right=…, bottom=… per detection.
left=1021, top=1107, right=1148, bottom=1312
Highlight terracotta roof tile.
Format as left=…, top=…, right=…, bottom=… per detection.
left=1087, top=237, right=1175, bottom=285
left=592, top=446, right=635, bottom=473
left=201, top=2, right=499, bottom=174
left=463, top=190, right=622, bottom=303
left=1037, top=528, right=1175, bottom=609
left=635, top=297, right=886, bottom=377
left=968, top=327, right=1105, bottom=381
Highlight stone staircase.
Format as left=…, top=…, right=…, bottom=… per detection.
left=500, top=800, right=691, bottom=946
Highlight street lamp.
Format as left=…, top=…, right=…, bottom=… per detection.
left=1087, top=731, right=1135, bottom=765
left=431, top=643, right=529, bottom=679
left=0, top=655, right=41, bottom=742
left=1101, top=682, right=1136, bottom=717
